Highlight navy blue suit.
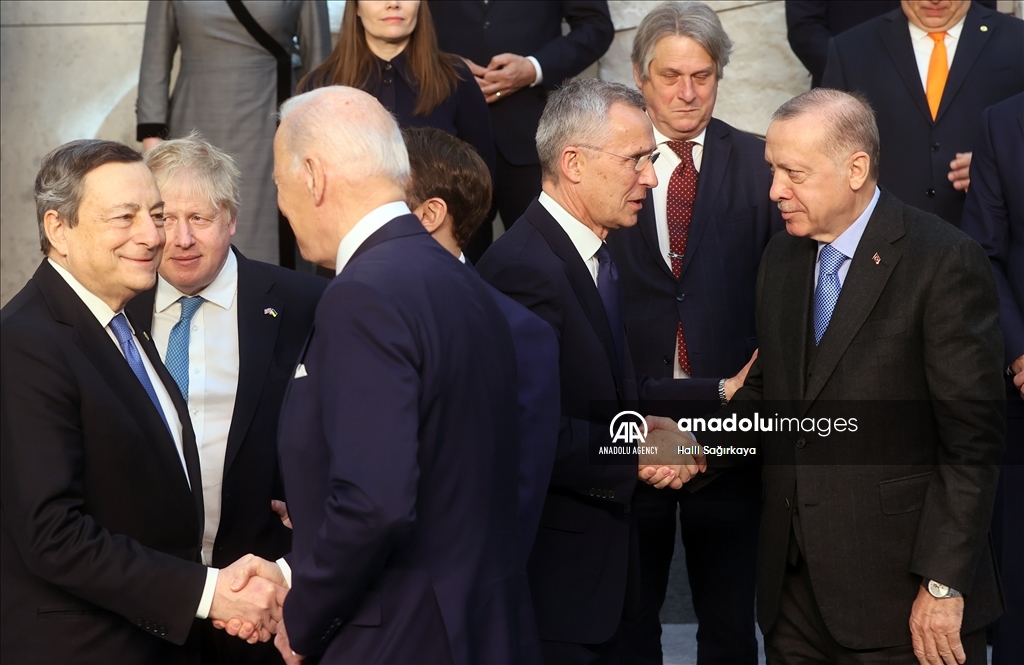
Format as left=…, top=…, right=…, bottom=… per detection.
left=277, top=215, right=528, bottom=664
left=821, top=3, right=1024, bottom=227
left=607, top=117, right=783, bottom=664
left=961, top=92, right=1024, bottom=665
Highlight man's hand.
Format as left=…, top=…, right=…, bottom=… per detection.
left=948, top=152, right=971, bottom=192
left=910, top=585, right=966, bottom=665
left=271, top=500, right=293, bottom=529
left=275, top=621, right=305, bottom=665
left=142, top=137, right=162, bottom=152
left=723, top=349, right=758, bottom=402
left=478, top=53, right=537, bottom=104
left=1011, top=354, right=1024, bottom=400
left=638, top=416, right=706, bottom=489
left=209, top=554, right=288, bottom=643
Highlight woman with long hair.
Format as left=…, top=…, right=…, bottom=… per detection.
left=299, top=1, right=495, bottom=177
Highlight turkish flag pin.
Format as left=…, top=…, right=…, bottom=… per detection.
left=872, top=253, right=881, bottom=265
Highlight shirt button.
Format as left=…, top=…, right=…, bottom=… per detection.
left=483, top=20, right=490, bottom=29
left=931, top=142, right=940, bottom=152
left=191, top=325, right=198, bottom=332
left=383, top=62, right=392, bottom=70
left=192, top=408, right=199, bottom=415
left=383, top=77, right=392, bottom=85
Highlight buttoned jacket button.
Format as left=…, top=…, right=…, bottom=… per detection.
left=795, top=437, right=806, bottom=449
left=926, top=188, right=935, bottom=197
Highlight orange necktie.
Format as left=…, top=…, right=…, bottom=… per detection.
left=926, top=32, right=948, bottom=120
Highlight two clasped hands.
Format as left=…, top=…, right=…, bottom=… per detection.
left=637, top=416, right=706, bottom=490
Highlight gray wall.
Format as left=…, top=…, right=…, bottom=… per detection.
left=2, top=1, right=1021, bottom=305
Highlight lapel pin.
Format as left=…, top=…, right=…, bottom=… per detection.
left=264, top=307, right=278, bottom=318
left=872, top=253, right=881, bottom=265
left=142, top=331, right=150, bottom=341
left=980, top=25, right=988, bottom=32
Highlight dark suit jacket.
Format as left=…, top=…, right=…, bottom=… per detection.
left=961, top=93, right=1024, bottom=402
left=821, top=4, right=1024, bottom=226
left=126, top=248, right=326, bottom=567
left=609, top=117, right=783, bottom=413
left=431, top=0, right=614, bottom=166
left=478, top=199, right=641, bottom=644
left=705, top=190, right=1005, bottom=648
left=1, top=261, right=207, bottom=665
left=278, top=215, right=527, bottom=663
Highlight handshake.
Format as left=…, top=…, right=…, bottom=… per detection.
left=637, top=415, right=706, bottom=490
left=208, top=554, right=303, bottom=664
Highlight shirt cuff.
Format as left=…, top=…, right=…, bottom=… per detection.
left=277, top=557, right=293, bottom=588
left=195, top=567, right=219, bottom=619
left=526, top=56, right=543, bottom=87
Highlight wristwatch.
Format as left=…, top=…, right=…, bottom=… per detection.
left=718, top=379, right=728, bottom=406
left=923, top=579, right=962, bottom=599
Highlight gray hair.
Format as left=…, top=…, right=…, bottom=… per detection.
left=772, top=88, right=881, bottom=180
left=536, top=78, right=647, bottom=181
left=34, top=139, right=142, bottom=254
left=632, top=2, right=734, bottom=82
left=278, top=86, right=409, bottom=187
left=144, top=131, right=241, bottom=220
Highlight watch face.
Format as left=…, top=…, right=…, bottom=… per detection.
left=928, top=580, right=949, bottom=597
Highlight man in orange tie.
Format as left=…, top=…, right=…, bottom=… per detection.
left=821, top=0, right=1022, bottom=227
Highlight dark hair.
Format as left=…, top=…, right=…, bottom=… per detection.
left=298, top=1, right=460, bottom=116
left=402, top=127, right=491, bottom=249
left=35, top=139, right=143, bottom=254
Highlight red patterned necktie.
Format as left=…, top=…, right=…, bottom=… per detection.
left=666, top=140, right=698, bottom=374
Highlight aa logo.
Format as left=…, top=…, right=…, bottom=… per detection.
left=609, top=411, right=648, bottom=444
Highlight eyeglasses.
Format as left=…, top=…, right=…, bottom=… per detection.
left=578, top=145, right=661, bottom=172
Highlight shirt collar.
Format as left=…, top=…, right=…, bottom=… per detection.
left=651, top=121, right=707, bottom=151
left=538, top=191, right=604, bottom=265
left=820, top=186, right=881, bottom=259
left=908, top=14, right=965, bottom=42
left=155, top=248, right=238, bottom=313
left=335, top=201, right=412, bottom=275
left=47, top=258, right=120, bottom=328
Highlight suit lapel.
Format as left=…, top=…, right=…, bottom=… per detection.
left=804, top=191, right=906, bottom=404
left=937, top=4, right=991, bottom=124
left=680, top=120, right=729, bottom=281
left=225, top=250, right=281, bottom=474
left=525, top=202, right=626, bottom=394
left=638, top=197, right=673, bottom=280
left=776, top=240, right=816, bottom=405
left=880, top=13, right=932, bottom=123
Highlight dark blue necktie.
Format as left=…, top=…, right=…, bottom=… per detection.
left=595, top=243, right=624, bottom=366
left=813, top=244, right=847, bottom=345
left=109, top=313, right=170, bottom=433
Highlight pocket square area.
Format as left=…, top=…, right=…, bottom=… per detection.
left=294, top=363, right=308, bottom=379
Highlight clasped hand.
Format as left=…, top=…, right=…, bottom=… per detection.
left=209, top=554, right=288, bottom=644
left=638, top=416, right=706, bottom=490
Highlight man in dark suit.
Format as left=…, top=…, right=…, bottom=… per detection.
left=694, top=88, right=1005, bottom=664
left=402, top=126, right=560, bottom=562
left=431, top=0, right=615, bottom=262
left=478, top=77, right=705, bottom=664
left=821, top=0, right=1024, bottom=227
left=267, top=87, right=528, bottom=664
left=960, top=92, right=1024, bottom=665
left=1, top=140, right=288, bottom=664
left=124, top=135, right=326, bottom=664
left=605, top=3, right=782, bottom=662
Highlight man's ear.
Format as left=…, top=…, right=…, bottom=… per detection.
left=414, top=197, right=449, bottom=234
left=633, top=63, right=645, bottom=90
left=305, top=156, right=327, bottom=206
left=847, top=151, right=871, bottom=191
left=44, top=210, right=70, bottom=258
left=560, top=147, right=585, bottom=185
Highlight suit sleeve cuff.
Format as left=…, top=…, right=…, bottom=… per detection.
left=136, top=123, right=170, bottom=141
left=195, top=567, right=219, bottom=619
left=526, top=56, right=543, bottom=87
left=277, top=557, right=293, bottom=588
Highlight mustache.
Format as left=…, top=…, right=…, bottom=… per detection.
left=777, top=203, right=802, bottom=213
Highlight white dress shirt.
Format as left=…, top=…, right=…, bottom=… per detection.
left=152, top=250, right=240, bottom=568
left=814, top=186, right=881, bottom=287
left=539, top=191, right=604, bottom=286
left=48, top=259, right=218, bottom=619
left=908, top=17, right=965, bottom=91
left=335, top=201, right=412, bottom=274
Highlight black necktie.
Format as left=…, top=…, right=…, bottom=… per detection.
left=595, top=243, right=624, bottom=367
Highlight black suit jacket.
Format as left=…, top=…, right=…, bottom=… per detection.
left=609, top=117, right=783, bottom=412
left=431, top=0, right=614, bottom=166
left=126, top=248, right=326, bottom=567
left=821, top=4, right=1024, bottom=226
left=706, top=190, right=1005, bottom=648
left=478, top=200, right=641, bottom=644
left=1, top=261, right=207, bottom=665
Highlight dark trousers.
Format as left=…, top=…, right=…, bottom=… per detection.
left=541, top=627, right=626, bottom=665
left=201, top=620, right=284, bottom=665
left=623, top=466, right=761, bottom=665
left=765, top=553, right=987, bottom=665
left=464, top=153, right=543, bottom=264
left=991, top=403, right=1024, bottom=665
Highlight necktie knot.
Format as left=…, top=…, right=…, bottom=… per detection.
left=928, top=31, right=947, bottom=44
left=177, top=296, right=204, bottom=322
left=109, top=312, right=134, bottom=347
left=667, top=140, right=697, bottom=167
left=594, top=243, right=613, bottom=266
left=819, top=245, right=846, bottom=275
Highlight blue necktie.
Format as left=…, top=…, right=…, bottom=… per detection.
left=813, top=245, right=847, bottom=345
left=109, top=313, right=170, bottom=432
left=595, top=244, right=624, bottom=366
left=164, top=296, right=204, bottom=401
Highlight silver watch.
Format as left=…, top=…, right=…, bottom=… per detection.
left=718, top=379, right=728, bottom=405
left=924, top=579, right=962, bottom=598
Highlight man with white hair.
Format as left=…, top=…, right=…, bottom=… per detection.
left=268, top=86, right=528, bottom=664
